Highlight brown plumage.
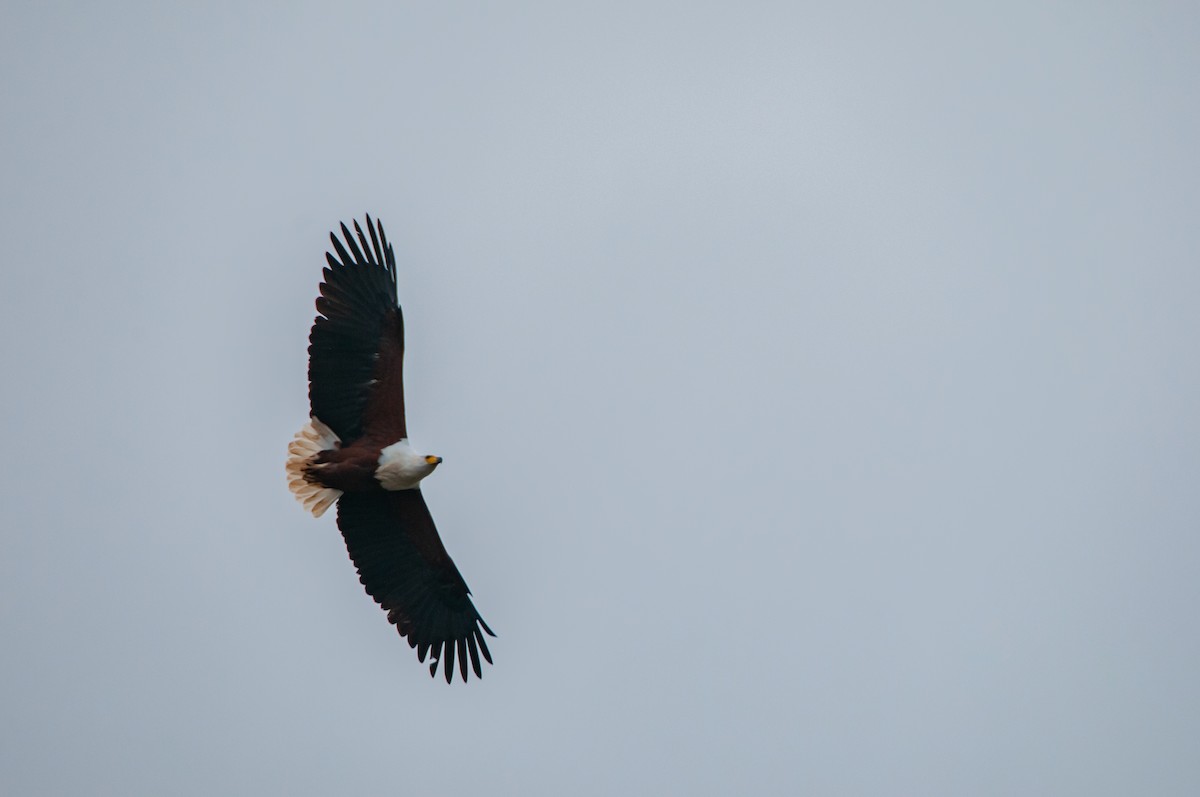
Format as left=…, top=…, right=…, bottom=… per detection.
left=287, top=215, right=493, bottom=683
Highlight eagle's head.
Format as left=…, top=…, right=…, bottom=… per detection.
left=376, top=440, right=442, bottom=490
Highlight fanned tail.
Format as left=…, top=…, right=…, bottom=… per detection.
left=286, top=416, right=343, bottom=517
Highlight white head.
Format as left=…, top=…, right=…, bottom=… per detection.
left=375, top=439, right=442, bottom=491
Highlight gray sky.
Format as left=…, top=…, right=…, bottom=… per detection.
left=3, top=2, right=1198, bottom=794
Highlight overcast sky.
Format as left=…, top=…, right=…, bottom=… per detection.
left=3, top=2, right=1198, bottom=795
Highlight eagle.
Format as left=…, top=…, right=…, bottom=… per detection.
left=286, top=215, right=494, bottom=683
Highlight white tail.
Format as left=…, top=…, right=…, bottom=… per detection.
left=286, top=417, right=343, bottom=517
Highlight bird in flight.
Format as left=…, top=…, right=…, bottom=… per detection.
left=286, top=215, right=494, bottom=683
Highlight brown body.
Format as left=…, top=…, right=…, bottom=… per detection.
left=310, top=442, right=388, bottom=493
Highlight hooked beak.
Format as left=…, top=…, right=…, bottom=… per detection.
left=425, top=455, right=443, bottom=465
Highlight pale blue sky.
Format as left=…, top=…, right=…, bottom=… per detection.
left=3, top=2, right=1198, bottom=794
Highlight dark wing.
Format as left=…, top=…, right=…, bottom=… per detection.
left=337, top=490, right=495, bottom=683
left=308, top=215, right=407, bottom=443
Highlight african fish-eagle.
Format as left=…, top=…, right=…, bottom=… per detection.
left=286, top=215, right=494, bottom=683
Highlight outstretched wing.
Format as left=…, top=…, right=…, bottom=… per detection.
left=337, top=490, right=495, bottom=683
left=308, top=215, right=406, bottom=443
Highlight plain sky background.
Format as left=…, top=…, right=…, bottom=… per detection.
left=3, top=2, right=1198, bottom=794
